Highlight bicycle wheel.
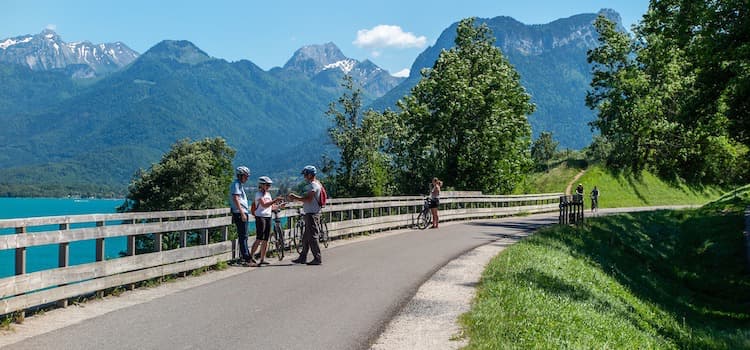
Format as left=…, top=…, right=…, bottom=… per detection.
left=294, top=219, right=304, bottom=254
left=318, top=218, right=329, bottom=248
left=289, top=226, right=298, bottom=254
left=273, top=223, right=284, bottom=260
left=416, top=209, right=431, bottom=230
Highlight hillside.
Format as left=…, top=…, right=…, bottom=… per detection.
left=0, top=10, right=630, bottom=196
left=516, top=160, right=723, bottom=207
left=0, top=41, right=342, bottom=196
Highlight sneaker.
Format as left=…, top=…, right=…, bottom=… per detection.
left=306, top=259, right=322, bottom=266
left=291, top=258, right=306, bottom=264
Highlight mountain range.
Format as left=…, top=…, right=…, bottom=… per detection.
left=0, top=10, right=622, bottom=196
left=372, top=9, right=624, bottom=148
left=0, top=29, right=138, bottom=78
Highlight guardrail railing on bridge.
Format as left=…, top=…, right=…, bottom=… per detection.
left=0, top=192, right=561, bottom=319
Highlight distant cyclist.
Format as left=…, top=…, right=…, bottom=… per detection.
left=590, top=186, right=600, bottom=213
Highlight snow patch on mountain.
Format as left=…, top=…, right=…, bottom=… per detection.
left=323, top=59, right=356, bottom=73
left=0, top=36, right=32, bottom=49
left=0, top=31, right=139, bottom=77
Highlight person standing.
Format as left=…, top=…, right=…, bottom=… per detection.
left=230, top=166, right=252, bottom=266
left=248, top=176, right=282, bottom=266
left=575, top=183, right=584, bottom=196
left=590, top=186, right=600, bottom=213
left=287, top=165, right=323, bottom=265
left=429, top=177, right=443, bottom=229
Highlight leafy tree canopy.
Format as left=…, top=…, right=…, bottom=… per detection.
left=531, top=132, right=559, bottom=170
left=586, top=3, right=749, bottom=186
left=393, top=17, right=535, bottom=194
left=119, top=137, right=235, bottom=212
left=325, top=75, right=397, bottom=197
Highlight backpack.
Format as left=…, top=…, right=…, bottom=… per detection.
left=316, top=181, right=328, bottom=207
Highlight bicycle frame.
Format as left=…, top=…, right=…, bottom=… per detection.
left=414, top=197, right=432, bottom=230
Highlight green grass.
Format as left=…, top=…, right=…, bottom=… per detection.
left=579, top=165, right=724, bottom=208
left=515, top=158, right=588, bottom=194
left=461, top=188, right=750, bottom=349
left=517, top=158, right=724, bottom=208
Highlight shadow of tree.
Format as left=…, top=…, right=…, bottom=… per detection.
left=534, top=210, right=750, bottom=328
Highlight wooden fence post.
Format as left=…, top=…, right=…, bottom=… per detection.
left=14, top=226, right=26, bottom=322
left=58, top=223, right=70, bottom=308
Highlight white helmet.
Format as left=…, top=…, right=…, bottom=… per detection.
left=258, top=176, right=273, bottom=185
left=235, top=166, right=250, bottom=176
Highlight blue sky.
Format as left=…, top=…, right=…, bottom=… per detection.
left=1, top=0, right=650, bottom=77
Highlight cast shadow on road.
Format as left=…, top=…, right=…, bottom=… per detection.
left=467, top=221, right=551, bottom=230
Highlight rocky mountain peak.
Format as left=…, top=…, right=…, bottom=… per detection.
left=0, top=29, right=138, bottom=78
left=142, top=40, right=212, bottom=65
left=280, top=42, right=403, bottom=98
left=282, top=42, right=349, bottom=77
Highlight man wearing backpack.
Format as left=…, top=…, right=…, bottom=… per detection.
left=287, top=165, right=324, bottom=265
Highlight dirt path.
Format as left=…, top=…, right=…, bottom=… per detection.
left=565, top=169, right=587, bottom=195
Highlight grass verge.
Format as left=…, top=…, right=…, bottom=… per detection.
left=461, top=189, right=750, bottom=349
left=579, top=165, right=724, bottom=208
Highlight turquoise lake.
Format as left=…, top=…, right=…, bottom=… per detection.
left=0, top=197, right=125, bottom=278
left=0, top=198, right=257, bottom=279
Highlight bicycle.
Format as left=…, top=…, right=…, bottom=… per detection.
left=291, top=208, right=305, bottom=253
left=291, top=208, right=329, bottom=251
left=318, top=213, right=329, bottom=248
left=415, top=197, right=432, bottom=230
left=269, top=203, right=288, bottom=260
left=590, top=196, right=599, bottom=214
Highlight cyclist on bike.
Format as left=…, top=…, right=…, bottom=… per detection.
left=249, top=176, right=283, bottom=266
left=287, top=165, right=323, bottom=265
left=590, top=186, right=600, bottom=213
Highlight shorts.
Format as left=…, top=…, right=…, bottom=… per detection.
left=255, top=216, right=271, bottom=241
left=428, top=198, right=439, bottom=208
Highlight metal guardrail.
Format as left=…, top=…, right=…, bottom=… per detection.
left=0, top=192, right=561, bottom=318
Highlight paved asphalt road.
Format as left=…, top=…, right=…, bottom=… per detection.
left=4, top=209, right=682, bottom=350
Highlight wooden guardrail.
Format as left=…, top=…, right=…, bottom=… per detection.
left=0, top=192, right=561, bottom=318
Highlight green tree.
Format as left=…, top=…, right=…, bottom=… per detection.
left=586, top=15, right=656, bottom=172
left=393, top=17, right=535, bottom=194
left=118, top=137, right=235, bottom=253
left=120, top=137, right=235, bottom=212
left=588, top=7, right=749, bottom=185
left=530, top=132, right=559, bottom=171
left=326, top=76, right=397, bottom=197
left=585, top=135, right=613, bottom=163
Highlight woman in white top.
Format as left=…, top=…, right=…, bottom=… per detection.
left=429, top=177, right=443, bottom=229
left=248, top=176, right=282, bottom=266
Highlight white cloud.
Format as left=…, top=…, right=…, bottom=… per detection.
left=393, top=68, right=410, bottom=78
left=353, top=25, right=427, bottom=49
